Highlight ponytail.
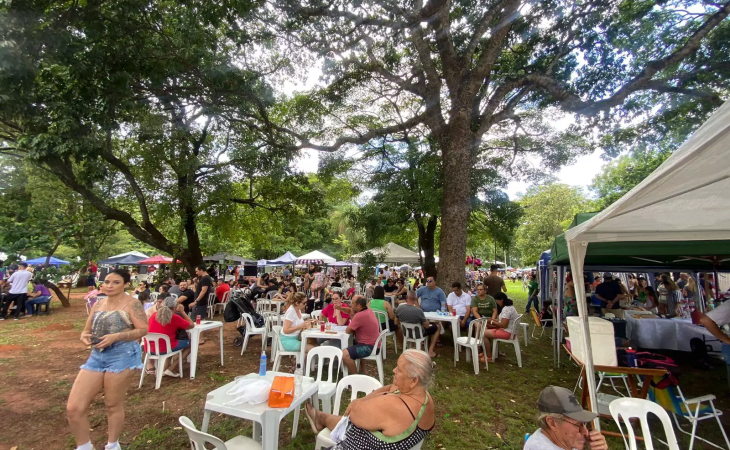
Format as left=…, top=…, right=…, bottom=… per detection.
left=156, top=294, right=176, bottom=326
left=288, top=292, right=306, bottom=309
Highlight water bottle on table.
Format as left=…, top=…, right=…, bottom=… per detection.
left=294, top=363, right=303, bottom=396
left=259, top=351, right=267, bottom=376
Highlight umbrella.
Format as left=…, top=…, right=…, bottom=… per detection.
left=137, top=255, right=181, bottom=265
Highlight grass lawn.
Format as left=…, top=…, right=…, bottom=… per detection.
left=0, top=285, right=727, bottom=449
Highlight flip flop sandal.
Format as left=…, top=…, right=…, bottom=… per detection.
left=164, top=369, right=180, bottom=377
left=303, top=402, right=319, bottom=434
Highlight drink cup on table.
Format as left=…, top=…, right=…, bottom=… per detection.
left=196, top=315, right=201, bottom=325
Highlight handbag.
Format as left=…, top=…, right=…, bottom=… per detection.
left=268, top=376, right=295, bottom=408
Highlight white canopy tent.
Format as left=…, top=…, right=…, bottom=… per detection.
left=564, top=100, right=730, bottom=426
left=107, top=251, right=149, bottom=259
left=296, top=250, right=336, bottom=264
left=352, top=242, right=421, bottom=265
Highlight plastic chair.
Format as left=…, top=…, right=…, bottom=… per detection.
left=239, top=313, right=267, bottom=355
left=401, top=322, right=428, bottom=352
left=139, top=333, right=183, bottom=389
left=456, top=318, right=488, bottom=374
left=520, top=323, right=529, bottom=346
left=356, top=329, right=388, bottom=385
left=266, top=290, right=277, bottom=300
left=213, top=290, right=231, bottom=315
left=530, top=310, right=550, bottom=339
left=271, top=325, right=301, bottom=371
left=178, top=416, right=261, bottom=450
left=372, top=309, right=398, bottom=359
left=315, top=375, right=383, bottom=450
left=491, top=314, right=523, bottom=368
left=311, top=310, right=323, bottom=321
left=609, top=397, right=680, bottom=450
left=207, top=293, right=217, bottom=318
left=306, top=346, right=343, bottom=414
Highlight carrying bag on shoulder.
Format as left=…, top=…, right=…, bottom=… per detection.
left=268, top=376, right=295, bottom=408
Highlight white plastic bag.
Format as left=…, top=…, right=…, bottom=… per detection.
left=223, top=379, right=272, bottom=406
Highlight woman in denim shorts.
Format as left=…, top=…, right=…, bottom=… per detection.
left=67, top=269, right=148, bottom=450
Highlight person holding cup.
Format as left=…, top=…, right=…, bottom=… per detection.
left=281, top=292, right=317, bottom=356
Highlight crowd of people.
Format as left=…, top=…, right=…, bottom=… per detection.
left=0, top=261, right=55, bottom=320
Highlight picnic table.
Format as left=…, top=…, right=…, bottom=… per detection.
left=187, top=320, right=224, bottom=379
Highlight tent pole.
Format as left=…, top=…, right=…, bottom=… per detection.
left=567, top=239, right=600, bottom=430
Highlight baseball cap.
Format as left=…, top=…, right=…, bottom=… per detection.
left=537, top=386, right=598, bottom=422
left=602, top=272, right=613, bottom=279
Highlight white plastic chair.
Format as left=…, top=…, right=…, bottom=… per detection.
left=456, top=318, right=488, bottom=374
left=401, top=322, right=427, bottom=352
left=266, top=290, right=277, bottom=300
left=315, top=375, right=383, bottom=450
left=306, top=346, right=343, bottom=414
left=311, top=310, right=323, bottom=321
left=491, top=314, right=523, bottom=368
left=139, top=333, right=183, bottom=390
left=207, top=292, right=216, bottom=318
left=373, top=309, right=397, bottom=359
left=178, top=416, right=261, bottom=450
left=213, top=290, right=230, bottom=315
left=520, top=323, right=529, bottom=346
left=609, top=397, right=680, bottom=450
left=356, top=329, right=388, bottom=385
left=239, top=313, right=267, bottom=355
left=271, top=325, right=301, bottom=371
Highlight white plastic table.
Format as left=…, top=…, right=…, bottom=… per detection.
left=187, top=320, right=224, bottom=379
left=424, top=312, right=460, bottom=363
left=300, top=326, right=352, bottom=364
left=201, top=371, right=318, bottom=450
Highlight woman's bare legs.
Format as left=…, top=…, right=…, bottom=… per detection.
left=103, top=369, right=135, bottom=443
left=306, top=402, right=341, bottom=432
left=483, top=329, right=497, bottom=359
left=67, top=370, right=105, bottom=446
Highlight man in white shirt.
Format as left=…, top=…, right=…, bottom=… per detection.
left=446, top=281, right=472, bottom=329
left=699, top=301, right=730, bottom=370
left=524, top=386, right=608, bottom=450
left=1, top=262, right=34, bottom=320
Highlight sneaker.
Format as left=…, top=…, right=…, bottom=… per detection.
left=0, top=317, right=5, bottom=321
left=105, top=443, right=121, bottom=450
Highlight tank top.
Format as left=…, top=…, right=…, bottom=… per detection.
left=336, top=391, right=432, bottom=450
left=90, top=300, right=134, bottom=345
left=369, top=299, right=388, bottom=324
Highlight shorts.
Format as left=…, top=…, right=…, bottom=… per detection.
left=81, top=340, right=143, bottom=373
left=423, top=323, right=439, bottom=337
left=280, top=334, right=302, bottom=351
left=490, top=329, right=512, bottom=340
left=86, top=276, right=96, bottom=287
left=345, top=343, right=374, bottom=360
left=172, top=340, right=190, bottom=352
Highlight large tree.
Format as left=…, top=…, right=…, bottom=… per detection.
left=0, top=0, right=308, bottom=271
left=515, top=183, right=594, bottom=264
left=271, top=0, right=730, bottom=288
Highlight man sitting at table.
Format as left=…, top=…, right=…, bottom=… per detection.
left=396, top=290, right=439, bottom=357
left=416, top=277, right=446, bottom=313
left=470, top=284, right=498, bottom=326
left=383, top=278, right=398, bottom=297
left=524, top=386, right=608, bottom=450
left=176, top=280, right=196, bottom=314
left=447, top=281, right=472, bottom=330
left=342, top=296, right=381, bottom=375
left=215, top=279, right=230, bottom=303
left=25, top=279, right=52, bottom=315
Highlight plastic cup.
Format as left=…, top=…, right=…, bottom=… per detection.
left=196, top=315, right=201, bottom=325
left=320, top=322, right=325, bottom=332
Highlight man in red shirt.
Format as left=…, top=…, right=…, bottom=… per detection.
left=342, top=296, right=381, bottom=375
left=214, top=279, right=230, bottom=303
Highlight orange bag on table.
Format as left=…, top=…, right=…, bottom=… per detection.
left=268, top=376, right=295, bottom=408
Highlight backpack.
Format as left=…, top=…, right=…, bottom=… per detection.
left=617, top=349, right=680, bottom=388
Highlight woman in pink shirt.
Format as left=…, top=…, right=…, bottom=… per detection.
left=321, top=291, right=350, bottom=326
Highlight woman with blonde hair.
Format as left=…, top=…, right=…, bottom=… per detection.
left=660, top=274, right=682, bottom=316
left=280, top=292, right=316, bottom=356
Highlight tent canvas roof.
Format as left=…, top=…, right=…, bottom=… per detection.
left=25, top=256, right=69, bottom=265
left=352, top=242, right=420, bottom=264
left=266, top=251, right=297, bottom=265
left=296, top=250, right=336, bottom=264
left=99, top=255, right=147, bottom=266
left=203, top=253, right=256, bottom=264
left=107, top=251, right=149, bottom=259
left=562, top=99, right=730, bottom=422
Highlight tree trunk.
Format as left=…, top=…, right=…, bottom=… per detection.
left=416, top=215, right=438, bottom=278
left=436, top=124, right=475, bottom=292
left=44, top=281, right=70, bottom=307
left=44, top=237, right=62, bottom=265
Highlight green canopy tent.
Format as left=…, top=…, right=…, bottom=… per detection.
left=550, top=212, right=730, bottom=271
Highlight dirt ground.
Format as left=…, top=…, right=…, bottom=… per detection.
left=0, top=292, right=266, bottom=450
